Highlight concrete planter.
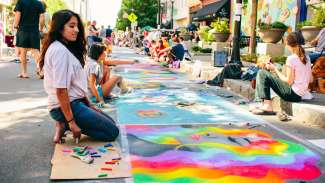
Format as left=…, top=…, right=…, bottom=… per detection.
left=300, top=26, right=322, bottom=42
left=180, top=33, right=192, bottom=41
left=258, top=29, right=286, bottom=43
left=213, top=33, right=230, bottom=42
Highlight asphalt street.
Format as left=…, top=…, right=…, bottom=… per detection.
left=0, top=47, right=324, bottom=183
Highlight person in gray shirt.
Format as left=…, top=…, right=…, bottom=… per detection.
left=308, top=27, right=325, bottom=63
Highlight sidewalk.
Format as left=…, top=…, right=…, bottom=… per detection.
left=181, top=59, right=325, bottom=129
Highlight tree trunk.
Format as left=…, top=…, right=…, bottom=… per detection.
left=249, top=0, right=257, bottom=55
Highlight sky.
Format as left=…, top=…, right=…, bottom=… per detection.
left=90, top=0, right=122, bottom=28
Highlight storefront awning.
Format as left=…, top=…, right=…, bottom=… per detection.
left=192, top=0, right=228, bottom=21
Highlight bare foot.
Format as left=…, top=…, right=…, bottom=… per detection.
left=53, top=122, right=65, bottom=144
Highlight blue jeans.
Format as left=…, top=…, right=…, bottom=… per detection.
left=50, top=98, right=119, bottom=141
left=309, top=52, right=325, bottom=63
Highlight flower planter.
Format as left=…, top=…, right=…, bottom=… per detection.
left=213, top=33, right=230, bottom=42
left=300, top=26, right=322, bottom=42
left=258, top=29, right=286, bottom=43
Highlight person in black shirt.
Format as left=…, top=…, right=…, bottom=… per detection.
left=14, top=0, right=45, bottom=78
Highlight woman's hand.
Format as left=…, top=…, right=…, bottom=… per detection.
left=266, top=63, right=275, bottom=72
left=69, top=121, right=81, bottom=140
left=91, top=104, right=103, bottom=113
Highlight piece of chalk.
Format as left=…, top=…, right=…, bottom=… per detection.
left=104, top=143, right=113, bottom=147
left=98, top=173, right=108, bottom=177
left=101, top=168, right=112, bottom=171
left=98, top=147, right=107, bottom=153
left=91, top=154, right=101, bottom=158
left=105, top=161, right=115, bottom=164
left=112, top=157, right=121, bottom=160
left=90, top=152, right=97, bottom=155
left=62, top=149, right=72, bottom=153
left=107, top=147, right=115, bottom=151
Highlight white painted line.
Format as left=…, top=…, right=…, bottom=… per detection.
left=308, top=139, right=325, bottom=150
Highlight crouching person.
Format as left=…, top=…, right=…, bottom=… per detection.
left=40, top=10, right=119, bottom=143
left=251, top=32, right=313, bottom=115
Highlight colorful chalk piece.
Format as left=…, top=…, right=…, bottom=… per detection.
left=62, top=149, right=72, bottom=153
left=98, top=173, right=108, bottom=177
left=98, top=147, right=107, bottom=153
left=105, top=161, right=115, bottom=164
left=112, top=157, right=121, bottom=160
left=90, top=152, right=97, bottom=155
left=104, top=143, right=113, bottom=147
left=101, top=168, right=112, bottom=171
left=91, top=154, right=101, bottom=158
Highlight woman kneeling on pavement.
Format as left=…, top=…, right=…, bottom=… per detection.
left=85, top=43, right=133, bottom=106
left=251, top=32, right=312, bottom=115
left=39, top=10, right=119, bottom=143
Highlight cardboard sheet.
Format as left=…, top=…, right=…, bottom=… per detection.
left=50, top=134, right=131, bottom=180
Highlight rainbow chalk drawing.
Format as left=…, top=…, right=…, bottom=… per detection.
left=126, top=125, right=322, bottom=183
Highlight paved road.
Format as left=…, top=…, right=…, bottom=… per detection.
left=0, top=47, right=324, bottom=183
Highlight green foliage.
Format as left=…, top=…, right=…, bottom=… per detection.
left=44, top=0, right=67, bottom=15
left=116, top=0, right=158, bottom=30
left=178, top=27, right=188, bottom=34
left=211, top=18, right=230, bottom=33
left=297, top=20, right=313, bottom=29
left=200, top=48, right=212, bottom=53
left=190, top=46, right=201, bottom=52
left=272, top=56, right=287, bottom=65
left=190, top=46, right=212, bottom=53
left=259, top=21, right=288, bottom=30
left=241, top=54, right=258, bottom=63
left=197, top=26, right=211, bottom=42
left=299, top=4, right=325, bottom=28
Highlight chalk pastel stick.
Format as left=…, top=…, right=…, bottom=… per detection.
left=98, top=173, right=108, bottom=177
left=90, top=152, right=97, bottom=155
left=101, top=168, right=112, bottom=171
left=105, top=161, right=115, bottom=164
left=112, top=157, right=121, bottom=160
left=91, top=154, right=101, bottom=158
left=104, top=143, right=113, bottom=147
left=98, top=147, right=107, bottom=153
left=62, top=149, right=72, bottom=153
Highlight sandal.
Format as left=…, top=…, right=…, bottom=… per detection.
left=17, top=74, right=29, bottom=79
left=251, top=108, right=276, bottom=115
left=277, top=112, right=290, bottom=121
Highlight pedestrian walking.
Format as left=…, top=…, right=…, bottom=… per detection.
left=39, top=10, right=119, bottom=143
left=14, top=0, right=45, bottom=78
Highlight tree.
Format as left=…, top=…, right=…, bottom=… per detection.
left=44, top=0, right=67, bottom=15
left=116, top=0, right=158, bottom=30
left=249, top=0, right=257, bottom=55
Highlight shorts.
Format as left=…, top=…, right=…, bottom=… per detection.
left=16, top=31, right=40, bottom=50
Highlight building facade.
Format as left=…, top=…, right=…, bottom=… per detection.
left=65, top=0, right=91, bottom=22
left=174, top=0, right=190, bottom=28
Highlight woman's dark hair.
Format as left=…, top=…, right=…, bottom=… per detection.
left=89, top=43, right=106, bottom=61
left=39, top=10, right=87, bottom=70
left=286, top=32, right=307, bottom=65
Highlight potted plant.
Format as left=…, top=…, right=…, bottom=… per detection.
left=298, top=4, right=325, bottom=42
left=197, top=26, right=211, bottom=42
left=211, top=18, right=230, bottom=42
left=258, top=21, right=288, bottom=43
left=178, top=27, right=192, bottom=41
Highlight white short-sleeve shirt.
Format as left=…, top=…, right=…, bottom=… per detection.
left=43, top=41, right=88, bottom=110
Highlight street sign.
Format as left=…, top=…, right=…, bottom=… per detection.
left=128, top=13, right=138, bottom=23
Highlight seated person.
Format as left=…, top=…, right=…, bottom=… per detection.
left=308, top=27, right=325, bottom=63
left=153, top=39, right=166, bottom=62
left=159, top=36, right=185, bottom=64
left=85, top=43, right=133, bottom=106
left=149, top=40, right=157, bottom=57
left=180, top=36, right=192, bottom=60
left=251, top=32, right=312, bottom=115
